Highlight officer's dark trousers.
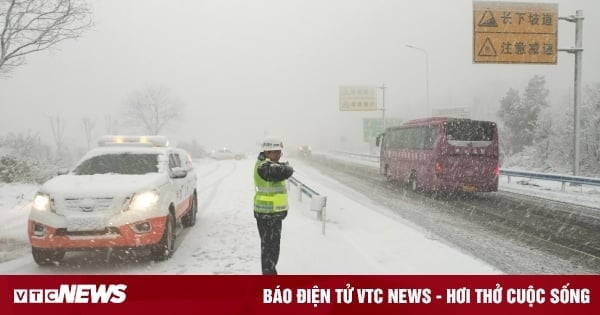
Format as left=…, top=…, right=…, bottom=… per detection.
left=255, top=213, right=285, bottom=275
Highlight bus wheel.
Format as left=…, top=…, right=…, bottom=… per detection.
left=409, top=176, right=418, bottom=191
left=384, top=166, right=393, bottom=182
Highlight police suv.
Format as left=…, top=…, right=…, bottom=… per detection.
left=27, top=135, right=198, bottom=265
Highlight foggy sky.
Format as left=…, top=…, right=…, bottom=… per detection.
left=1, top=0, right=599, bottom=154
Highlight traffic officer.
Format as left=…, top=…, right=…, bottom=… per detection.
left=253, top=136, right=294, bottom=275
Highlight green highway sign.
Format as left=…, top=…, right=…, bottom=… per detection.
left=363, top=118, right=403, bottom=142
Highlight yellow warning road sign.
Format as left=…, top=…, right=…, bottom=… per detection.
left=473, top=1, right=558, bottom=64
left=339, top=86, right=378, bottom=111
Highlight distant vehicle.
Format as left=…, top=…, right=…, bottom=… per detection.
left=297, top=145, right=312, bottom=158
left=376, top=117, right=499, bottom=193
left=209, top=148, right=246, bottom=160
left=27, top=135, right=198, bottom=265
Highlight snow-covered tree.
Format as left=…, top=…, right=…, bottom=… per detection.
left=104, top=115, right=120, bottom=135
left=580, top=83, right=600, bottom=174
left=123, top=85, right=185, bottom=135
left=547, top=97, right=573, bottom=173
left=0, top=0, right=92, bottom=76
left=497, top=88, right=521, bottom=154
left=533, top=107, right=553, bottom=163
left=82, top=117, right=95, bottom=149
left=0, top=132, right=56, bottom=183
left=47, top=114, right=73, bottom=166
left=497, top=75, right=549, bottom=155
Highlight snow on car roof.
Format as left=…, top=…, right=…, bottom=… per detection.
left=82, top=145, right=171, bottom=158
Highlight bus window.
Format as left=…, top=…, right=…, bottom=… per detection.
left=445, top=120, right=494, bottom=142
left=423, top=126, right=436, bottom=149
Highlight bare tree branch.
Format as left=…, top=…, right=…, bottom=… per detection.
left=82, top=116, right=95, bottom=149
left=123, top=85, right=185, bottom=135
left=0, top=0, right=92, bottom=76
left=47, top=113, right=66, bottom=164
left=104, top=114, right=119, bottom=135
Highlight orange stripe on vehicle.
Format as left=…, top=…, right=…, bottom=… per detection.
left=175, top=194, right=193, bottom=219
left=28, top=217, right=167, bottom=249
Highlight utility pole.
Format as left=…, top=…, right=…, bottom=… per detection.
left=559, top=10, right=584, bottom=176
left=406, top=44, right=430, bottom=114
left=379, top=83, right=387, bottom=131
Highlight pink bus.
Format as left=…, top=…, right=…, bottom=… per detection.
left=376, top=117, right=499, bottom=193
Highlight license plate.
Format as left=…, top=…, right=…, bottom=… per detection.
left=66, top=214, right=106, bottom=231
left=462, top=185, right=476, bottom=192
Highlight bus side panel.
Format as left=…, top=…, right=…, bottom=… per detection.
left=412, top=124, right=443, bottom=192
left=382, top=149, right=406, bottom=183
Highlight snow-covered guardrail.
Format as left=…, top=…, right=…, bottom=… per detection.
left=331, top=150, right=600, bottom=192
left=501, top=169, right=600, bottom=192
left=331, top=150, right=379, bottom=163
left=287, top=176, right=327, bottom=235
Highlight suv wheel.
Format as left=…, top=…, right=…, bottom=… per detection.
left=152, top=213, right=175, bottom=261
left=181, top=193, right=197, bottom=227
left=32, top=247, right=65, bottom=265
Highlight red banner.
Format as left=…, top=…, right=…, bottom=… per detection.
left=1, top=275, right=597, bottom=315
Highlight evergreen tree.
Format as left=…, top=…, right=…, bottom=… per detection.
left=524, top=75, right=550, bottom=132
left=497, top=75, right=549, bottom=155
left=497, top=88, right=521, bottom=154
left=580, top=83, right=600, bottom=174
left=546, top=96, right=573, bottom=173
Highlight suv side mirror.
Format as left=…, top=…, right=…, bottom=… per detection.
left=171, top=167, right=187, bottom=179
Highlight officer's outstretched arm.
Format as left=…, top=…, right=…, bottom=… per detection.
left=257, top=162, right=294, bottom=181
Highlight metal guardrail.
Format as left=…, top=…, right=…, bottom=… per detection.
left=288, top=176, right=321, bottom=199
left=500, top=169, right=600, bottom=192
left=288, top=176, right=327, bottom=235
left=331, top=150, right=379, bottom=163
left=331, top=150, right=600, bottom=192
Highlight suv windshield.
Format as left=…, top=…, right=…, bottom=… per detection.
left=73, top=153, right=159, bottom=175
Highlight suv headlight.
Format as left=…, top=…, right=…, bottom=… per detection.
left=128, top=190, right=159, bottom=211
left=32, top=193, right=51, bottom=211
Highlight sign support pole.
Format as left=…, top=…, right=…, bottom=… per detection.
left=379, top=83, right=386, bottom=131
left=558, top=10, right=584, bottom=176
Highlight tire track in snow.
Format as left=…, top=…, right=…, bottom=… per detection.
left=167, top=159, right=258, bottom=274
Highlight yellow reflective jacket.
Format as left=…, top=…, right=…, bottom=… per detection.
left=253, top=156, right=292, bottom=213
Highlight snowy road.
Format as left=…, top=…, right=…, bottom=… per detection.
left=0, top=157, right=501, bottom=274
left=1, top=155, right=598, bottom=274
left=308, top=154, right=600, bottom=274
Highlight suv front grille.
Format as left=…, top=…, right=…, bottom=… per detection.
left=61, top=197, right=115, bottom=212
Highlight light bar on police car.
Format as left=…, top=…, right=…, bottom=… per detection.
left=97, top=135, right=169, bottom=147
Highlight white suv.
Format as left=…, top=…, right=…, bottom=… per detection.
left=27, top=135, right=198, bottom=265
